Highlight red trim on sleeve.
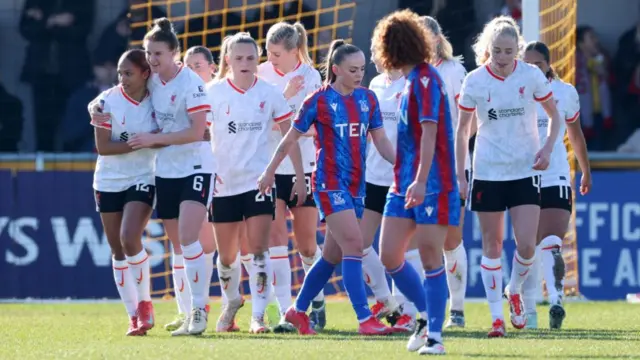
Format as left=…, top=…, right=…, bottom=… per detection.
left=458, top=104, right=475, bottom=112
left=566, top=111, right=580, bottom=123
left=187, top=104, right=211, bottom=114
left=535, top=91, right=553, bottom=102
left=273, top=111, right=293, bottom=123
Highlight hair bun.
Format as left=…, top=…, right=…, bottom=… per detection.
left=154, top=18, right=174, bottom=33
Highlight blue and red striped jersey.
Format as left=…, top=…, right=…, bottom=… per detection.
left=293, top=85, right=383, bottom=197
left=391, top=62, right=457, bottom=195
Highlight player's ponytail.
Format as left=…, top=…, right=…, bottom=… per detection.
left=144, top=17, right=180, bottom=53
left=473, top=15, right=525, bottom=65
left=525, top=41, right=558, bottom=80
left=266, top=22, right=313, bottom=66
left=421, top=16, right=461, bottom=62
left=322, top=39, right=361, bottom=85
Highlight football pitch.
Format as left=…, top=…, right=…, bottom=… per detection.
left=3, top=301, right=639, bottom=359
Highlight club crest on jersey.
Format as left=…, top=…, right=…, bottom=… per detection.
left=395, top=92, right=402, bottom=101
left=420, top=76, right=430, bottom=89
left=359, top=100, right=369, bottom=113
left=170, top=94, right=177, bottom=104
left=258, top=101, right=266, bottom=113
left=519, top=86, right=525, bottom=99
left=332, top=192, right=346, bottom=206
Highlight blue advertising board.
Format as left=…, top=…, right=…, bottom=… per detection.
left=0, top=170, right=638, bottom=300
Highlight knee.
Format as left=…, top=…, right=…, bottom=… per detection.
left=219, top=251, right=237, bottom=267
left=517, top=242, right=536, bottom=259
left=340, top=233, right=363, bottom=257
left=483, top=239, right=503, bottom=258
left=297, top=237, right=318, bottom=258
left=380, top=249, right=402, bottom=272
left=111, top=247, right=125, bottom=261
left=120, top=228, right=139, bottom=250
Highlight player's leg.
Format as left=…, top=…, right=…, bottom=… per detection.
left=443, top=207, right=467, bottom=328
left=268, top=196, right=295, bottom=332
left=244, top=190, right=277, bottom=333
left=506, top=176, right=542, bottom=330
left=176, top=174, right=212, bottom=335
left=392, top=235, right=422, bottom=332
left=121, top=186, right=155, bottom=333
left=471, top=179, right=507, bottom=337
left=97, top=191, right=140, bottom=336
left=414, top=192, right=460, bottom=356
left=360, top=183, right=400, bottom=322
left=198, top=220, right=216, bottom=314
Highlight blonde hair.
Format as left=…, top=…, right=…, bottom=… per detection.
left=266, top=22, right=313, bottom=65
left=420, top=16, right=461, bottom=62
left=215, top=32, right=262, bottom=80
left=472, top=16, right=525, bottom=65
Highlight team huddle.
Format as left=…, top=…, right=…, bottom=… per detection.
left=89, top=8, right=592, bottom=356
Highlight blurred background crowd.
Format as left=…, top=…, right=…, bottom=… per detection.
left=1, top=0, right=639, bottom=154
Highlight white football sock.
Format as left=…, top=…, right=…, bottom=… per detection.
left=270, top=246, right=293, bottom=314
left=250, top=252, right=273, bottom=318
left=522, top=246, right=541, bottom=314
left=481, top=256, right=503, bottom=321
left=126, top=249, right=151, bottom=302
left=217, top=252, right=242, bottom=302
left=182, top=241, right=208, bottom=309
left=508, top=250, right=535, bottom=294
left=300, top=245, right=324, bottom=302
left=172, top=254, right=190, bottom=314
left=540, top=235, right=564, bottom=304
left=241, top=253, right=253, bottom=276
left=362, top=246, right=392, bottom=302
left=444, top=242, right=467, bottom=312
left=204, top=252, right=215, bottom=301
left=113, top=258, right=138, bottom=317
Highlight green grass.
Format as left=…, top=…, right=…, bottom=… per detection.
left=1, top=301, right=639, bottom=359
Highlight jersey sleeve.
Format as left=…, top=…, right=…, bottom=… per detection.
left=306, top=68, right=322, bottom=94
left=367, top=91, right=384, bottom=131
left=186, top=76, right=211, bottom=114
left=293, top=93, right=317, bottom=133
left=457, top=75, right=476, bottom=112
left=451, top=62, right=467, bottom=104
left=272, top=90, right=294, bottom=124
left=415, top=73, right=443, bottom=123
left=564, top=85, right=581, bottom=123
left=90, top=90, right=112, bottom=129
left=533, top=69, right=553, bottom=102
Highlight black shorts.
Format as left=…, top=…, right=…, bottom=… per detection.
left=364, top=182, right=390, bottom=215
left=471, top=175, right=541, bottom=212
left=94, top=184, right=155, bottom=213
left=541, top=185, right=572, bottom=212
left=274, top=173, right=316, bottom=208
left=209, top=189, right=275, bottom=223
left=155, top=174, right=211, bottom=219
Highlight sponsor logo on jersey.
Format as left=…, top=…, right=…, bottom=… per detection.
left=330, top=102, right=338, bottom=112
left=488, top=108, right=497, bottom=121
left=420, top=76, right=430, bottom=89
left=488, top=107, right=525, bottom=120
left=228, top=121, right=237, bottom=134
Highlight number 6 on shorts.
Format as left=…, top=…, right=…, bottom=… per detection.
left=193, top=175, right=204, bottom=191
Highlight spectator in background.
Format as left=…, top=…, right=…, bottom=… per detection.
left=575, top=25, right=614, bottom=151
left=59, top=54, right=117, bottom=152
left=495, top=0, right=522, bottom=30
left=95, top=10, right=131, bottom=66
left=0, top=80, right=24, bottom=152
left=614, top=14, right=640, bottom=135
left=19, top=0, right=94, bottom=152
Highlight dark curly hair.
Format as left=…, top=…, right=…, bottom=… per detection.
left=371, top=9, right=434, bottom=71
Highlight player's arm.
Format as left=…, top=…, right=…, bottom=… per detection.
left=275, top=93, right=304, bottom=180
left=535, top=73, right=561, bottom=152
left=414, top=75, right=443, bottom=184
left=367, top=93, right=395, bottom=165
left=456, top=78, right=476, bottom=184
left=300, top=71, right=322, bottom=138
left=94, top=127, right=133, bottom=155
left=564, top=87, right=591, bottom=194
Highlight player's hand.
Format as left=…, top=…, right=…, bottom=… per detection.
left=127, top=133, right=157, bottom=150
left=203, top=128, right=211, bottom=142
left=533, top=145, right=552, bottom=170
left=580, top=171, right=592, bottom=195
left=404, top=180, right=426, bottom=209
left=89, top=102, right=112, bottom=127
left=257, top=170, right=276, bottom=195
left=284, top=75, right=305, bottom=100
left=457, top=175, right=469, bottom=201
left=292, top=176, right=307, bottom=207
left=212, top=173, right=224, bottom=194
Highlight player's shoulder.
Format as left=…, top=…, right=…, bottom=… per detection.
left=299, top=63, right=321, bottom=79
left=517, top=60, right=545, bottom=77
left=369, top=73, right=387, bottom=89
left=552, top=78, right=578, bottom=98
left=445, top=58, right=467, bottom=75
left=100, top=85, right=119, bottom=100
left=257, top=61, right=275, bottom=79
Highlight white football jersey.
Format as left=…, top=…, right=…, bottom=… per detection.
left=258, top=61, right=321, bottom=174
left=92, top=86, right=158, bottom=192
left=458, top=60, right=552, bottom=181
left=436, top=58, right=471, bottom=170
left=537, top=79, right=580, bottom=187
left=207, top=77, right=293, bottom=197
left=365, top=73, right=405, bottom=187
left=148, top=64, right=215, bottom=178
